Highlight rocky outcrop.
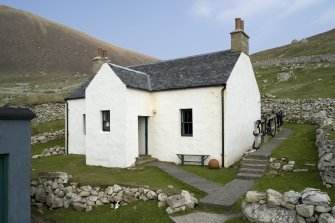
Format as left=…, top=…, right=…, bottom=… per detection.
left=316, top=128, right=335, bottom=188
left=28, top=103, right=65, bottom=125
left=262, top=98, right=334, bottom=126
left=253, top=54, right=335, bottom=68
left=242, top=188, right=335, bottom=223
left=31, top=172, right=197, bottom=213
left=31, top=130, right=65, bottom=144
left=32, top=146, right=65, bottom=159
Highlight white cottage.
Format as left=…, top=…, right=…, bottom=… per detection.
left=65, top=18, right=261, bottom=168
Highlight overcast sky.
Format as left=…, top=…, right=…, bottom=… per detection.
left=2, top=0, right=335, bottom=59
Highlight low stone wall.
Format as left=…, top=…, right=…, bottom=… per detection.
left=262, top=98, right=335, bottom=126
left=32, top=146, right=65, bottom=159
left=28, top=103, right=65, bottom=125
left=253, top=54, right=335, bottom=68
left=31, top=130, right=65, bottom=144
left=242, top=188, right=335, bottom=223
left=31, top=172, right=198, bottom=213
left=316, top=128, right=335, bottom=188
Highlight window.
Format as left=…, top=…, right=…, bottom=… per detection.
left=102, top=110, right=110, bottom=132
left=181, top=109, right=193, bottom=136
left=83, top=114, right=86, bottom=135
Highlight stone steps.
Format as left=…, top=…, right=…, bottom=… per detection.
left=239, top=168, right=265, bottom=175
left=237, top=153, right=269, bottom=180
left=242, top=158, right=269, bottom=165
left=136, top=155, right=158, bottom=165
left=240, top=163, right=268, bottom=170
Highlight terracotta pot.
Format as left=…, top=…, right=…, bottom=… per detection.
left=208, top=159, right=220, bottom=169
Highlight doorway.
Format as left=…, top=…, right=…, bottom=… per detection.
left=138, top=116, right=148, bottom=155
left=0, top=155, right=8, bottom=223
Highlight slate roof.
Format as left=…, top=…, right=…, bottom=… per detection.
left=0, top=107, right=36, bottom=120
left=65, top=50, right=241, bottom=100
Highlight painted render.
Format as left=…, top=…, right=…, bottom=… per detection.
left=66, top=52, right=260, bottom=168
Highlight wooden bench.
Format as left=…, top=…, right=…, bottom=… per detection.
left=176, top=154, right=210, bottom=166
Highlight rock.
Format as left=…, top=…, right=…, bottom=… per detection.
left=288, top=161, right=295, bottom=165
left=52, top=197, right=63, bottom=209
left=113, top=184, right=122, bottom=193
left=79, top=191, right=90, bottom=197
left=166, top=195, right=187, bottom=209
left=181, top=190, right=196, bottom=209
left=318, top=213, right=335, bottom=223
left=71, top=202, right=86, bottom=211
left=51, top=182, right=58, bottom=190
left=99, top=196, right=109, bottom=204
left=296, top=204, right=314, bottom=218
left=71, top=194, right=82, bottom=203
left=54, top=172, right=69, bottom=183
left=293, top=169, right=309, bottom=172
left=166, top=206, right=185, bottom=214
left=242, top=201, right=296, bottom=223
left=139, top=194, right=148, bottom=201
left=301, top=188, right=330, bottom=206
left=281, top=201, right=295, bottom=210
left=283, top=164, right=294, bottom=171
left=31, top=187, right=36, bottom=197
left=64, top=186, right=73, bottom=195
left=146, top=191, right=157, bottom=200
left=332, top=206, right=335, bottom=217
left=86, top=205, right=92, bottom=212
left=81, top=185, right=92, bottom=192
left=277, top=72, right=294, bottom=82
left=158, top=193, right=168, bottom=202
left=89, top=196, right=98, bottom=202
left=315, top=205, right=332, bottom=213
left=270, top=162, right=281, bottom=170
left=46, top=193, right=55, bottom=207
left=123, top=194, right=136, bottom=203
left=267, top=189, right=282, bottom=207
left=283, top=190, right=301, bottom=205
left=246, top=191, right=267, bottom=203
left=296, top=214, right=306, bottom=223
left=105, top=186, right=114, bottom=195
left=35, top=187, right=47, bottom=203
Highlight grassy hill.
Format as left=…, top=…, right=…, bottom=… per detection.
left=0, top=5, right=158, bottom=105
left=251, top=29, right=335, bottom=99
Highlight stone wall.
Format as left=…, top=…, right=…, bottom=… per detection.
left=28, top=103, right=65, bottom=125
left=316, top=128, right=335, bottom=188
left=242, top=188, right=335, bottom=223
left=253, top=54, right=335, bottom=68
left=31, top=130, right=65, bottom=144
left=261, top=98, right=335, bottom=126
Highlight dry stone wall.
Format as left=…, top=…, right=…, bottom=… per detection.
left=316, top=128, right=335, bottom=188
left=28, top=103, right=65, bottom=125
left=253, top=54, right=335, bottom=68
left=261, top=98, right=335, bottom=126
left=242, top=188, right=335, bottom=223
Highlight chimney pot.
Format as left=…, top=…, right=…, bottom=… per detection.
left=241, top=20, right=244, bottom=31
left=235, top=18, right=242, bottom=30
left=102, top=49, right=107, bottom=58
left=97, top=48, right=103, bottom=57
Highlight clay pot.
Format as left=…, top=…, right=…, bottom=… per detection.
left=208, top=159, right=220, bottom=169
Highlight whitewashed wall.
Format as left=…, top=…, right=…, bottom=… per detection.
left=85, top=64, right=128, bottom=168
left=224, top=53, right=261, bottom=167
left=149, top=87, right=223, bottom=165
left=67, top=98, right=86, bottom=155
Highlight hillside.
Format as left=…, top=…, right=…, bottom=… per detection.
left=251, top=29, right=335, bottom=99
left=0, top=5, right=158, bottom=105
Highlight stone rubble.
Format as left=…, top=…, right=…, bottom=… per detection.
left=31, top=172, right=197, bottom=214
left=316, top=127, right=335, bottom=188
left=32, top=146, right=65, bottom=159
left=28, top=103, right=65, bottom=126
left=31, top=130, right=65, bottom=144
left=242, top=188, right=335, bottom=223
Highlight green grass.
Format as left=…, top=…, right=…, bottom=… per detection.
left=32, top=201, right=171, bottom=223
left=179, top=165, right=238, bottom=186
left=32, top=119, right=65, bottom=136
left=32, top=138, right=64, bottom=155
left=254, top=63, right=335, bottom=99
left=323, top=124, right=335, bottom=140
left=230, top=124, right=335, bottom=221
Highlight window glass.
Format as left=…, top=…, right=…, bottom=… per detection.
left=181, top=109, right=193, bottom=136
left=102, top=110, right=110, bottom=132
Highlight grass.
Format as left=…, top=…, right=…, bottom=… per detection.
left=179, top=165, right=238, bottom=186
left=32, top=138, right=64, bottom=155
left=254, top=63, right=335, bottom=99
left=229, top=124, right=335, bottom=222
left=323, top=124, right=335, bottom=140
left=32, top=119, right=65, bottom=136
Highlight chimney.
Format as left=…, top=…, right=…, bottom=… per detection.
left=92, top=48, right=108, bottom=74
left=230, top=18, right=249, bottom=55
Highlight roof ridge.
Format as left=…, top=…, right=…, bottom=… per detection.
left=129, top=49, right=232, bottom=68
left=109, top=63, right=149, bottom=77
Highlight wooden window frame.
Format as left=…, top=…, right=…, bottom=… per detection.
left=181, top=109, right=193, bottom=137
left=102, top=110, right=110, bottom=132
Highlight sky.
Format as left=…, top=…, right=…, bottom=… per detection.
left=2, top=0, right=335, bottom=59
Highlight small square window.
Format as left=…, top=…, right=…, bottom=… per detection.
left=102, top=110, right=110, bottom=132
left=181, top=109, right=193, bottom=136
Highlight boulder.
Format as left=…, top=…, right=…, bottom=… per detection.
left=71, top=202, right=86, bottom=211
left=158, top=193, right=168, bottom=202
left=270, top=163, right=281, bottom=170
left=81, top=185, right=92, bottom=192
left=181, top=190, right=196, bottom=209
left=35, top=187, right=47, bottom=203
left=166, top=195, right=187, bottom=209
left=282, top=164, right=294, bottom=172
left=301, top=188, right=330, bottom=206
left=246, top=191, right=267, bottom=203
left=315, top=205, right=332, bottom=213
left=318, top=213, right=335, bottom=223
left=113, top=184, right=122, bottom=193
left=54, top=172, right=69, bottom=183
left=332, top=206, right=335, bottom=217
left=146, top=191, right=157, bottom=200
left=242, top=201, right=296, bottom=223
left=79, top=191, right=90, bottom=197
left=296, top=204, right=314, bottom=218
left=52, top=197, right=63, bottom=209
left=267, top=189, right=282, bottom=207
left=283, top=190, right=301, bottom=205
left=46, top=193, right=55, bottom=207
